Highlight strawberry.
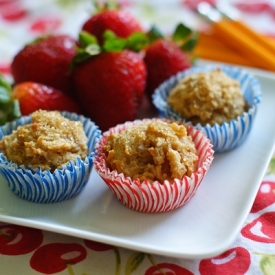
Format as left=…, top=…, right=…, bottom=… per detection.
left=11, top=35, right=77, bottom=98
left=144, top=39, right=191, bottom=100
left=12, top=82, right=81, bottom=116
left=72, top=31, right=147, bottom=132
left=144, top=24, right=198, bottom=101
left=82, top=2, right=143, bottom=45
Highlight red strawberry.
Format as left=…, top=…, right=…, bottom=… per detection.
left=11, top=35, right=77, bottom=98
left=144, top=39, right=191, bottom=100
left=143, top=24, right=198, bottom=101
left=72, top=31, right=147, bottom=132
left=82, top=4, right=143, bottom=45
left=12, top=82, right=81, bottom=116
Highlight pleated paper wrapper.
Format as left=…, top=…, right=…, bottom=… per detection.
left=94, top=118, right=214, bottom=213
left=0, top=112, right=101, bottom=203
left=152, top=64, right=262, bottom=153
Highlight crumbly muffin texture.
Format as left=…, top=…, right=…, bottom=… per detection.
left=167, top=68, right=249, bottom=126
left=103, top=121, right=198, bottom=183
left=0, top=110, right=88, bottom=171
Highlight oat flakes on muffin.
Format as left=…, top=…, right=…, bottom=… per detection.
left=167, top=68, right=249, bottom=126
left=103, top=120, right=198, bottom=183
left=0, top=110, right=88, bottom=171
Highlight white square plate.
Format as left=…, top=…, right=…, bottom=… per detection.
left=0, top=64, right=275, bottom=259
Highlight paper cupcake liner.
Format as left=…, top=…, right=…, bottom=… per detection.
left=0, top=111, right=101, bottom=203
left=152, top=65, right=262, bottom=153
left=94, top=118, right=214, bottom=213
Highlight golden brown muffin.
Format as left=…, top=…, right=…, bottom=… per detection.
left=103, top=120, right=198, bottom=183
left=0, top=110, right=88, bottom=171
left=167, top=68, right=249, bottom=126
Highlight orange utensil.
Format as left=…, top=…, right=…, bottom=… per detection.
left=197, top=2, right=275, bottom=71
left=194, top=32, right=258, bottom=67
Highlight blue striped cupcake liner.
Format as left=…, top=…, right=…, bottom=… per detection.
left=152, top=65, right=262, bottom=153
left=0, top=111, right=101, bottom=203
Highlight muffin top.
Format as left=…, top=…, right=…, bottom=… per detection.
left=167, top=68, right=248, bottom=126
left=103, top=120, right=198, bottom=183
left=0, top=110, right=88, bottom=171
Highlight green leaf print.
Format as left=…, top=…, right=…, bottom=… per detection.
left=125, top=252, right=145, bottom=275
left=54, top=0, right=80, bottom=8
left=260, top=254, right=275, bottom=275
left=267, top=156, right=275, bottom=175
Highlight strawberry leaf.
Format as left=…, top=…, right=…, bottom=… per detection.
left=0, top=110, right=8, bottom=125
left=147, top=25, right=164, bottom=43
left=180, top=32, right=199, bottom=52
left=73, top=50, right=90, bottom=62
left=71, top=50, right=93, bottom=69
left=79, top=31, right=98, bottom=48
left=103, top=30, right=127, bottom=52
left=102, top=30, right=147, bottom=52
left=0, top=87, right=11, bottom=103
left=125, top=32, right=148, bottom=52
left=0, top=75, right=21, bottom=125
left=71, top=32, right=102, bottom=69
left=0, top=75, right=11, bottom=103
left=11, top=99, right=21, bottom=120
left=71, top=29, right=147, bottom=70
left=103, top=30, right=117, bottom=40
left=172, top=23, right=192, bottom=41
left=0, top=75, right=11, bottom=91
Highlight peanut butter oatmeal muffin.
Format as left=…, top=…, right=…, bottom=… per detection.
left=153, top=65, right=261, bottom=153
left=0, top=111, right=101, bottom=203
left=94, top=118, right=214, bottom=212
left=103, top=120, right=198, bottom=183
left=0, top=110, right=88, bottom=171
left=167, top=68, right=248, bottom=126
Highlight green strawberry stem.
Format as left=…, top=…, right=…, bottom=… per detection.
left=0, top=74, right=21, bottom=125
left=94, top=0, right=119, bottom=12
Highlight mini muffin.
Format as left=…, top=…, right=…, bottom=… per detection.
left=94, top=118, right=214, bottom=212
left=0, top=110, right=101, bottom=203
left=167, top=68, right=248, bottom=126
left=152, top=65, right=262, bottom=153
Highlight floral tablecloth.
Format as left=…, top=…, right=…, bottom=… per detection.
left=1, top=0, right=275, bottom=274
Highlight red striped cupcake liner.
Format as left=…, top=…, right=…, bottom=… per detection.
left=94, top=118, right=214, bottom=213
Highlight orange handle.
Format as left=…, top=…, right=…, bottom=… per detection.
left=231, top=21, right=275, bottom=55
left=194, top=33, right=258, bottom=67
left=211, top=19, right=275, bottom=71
